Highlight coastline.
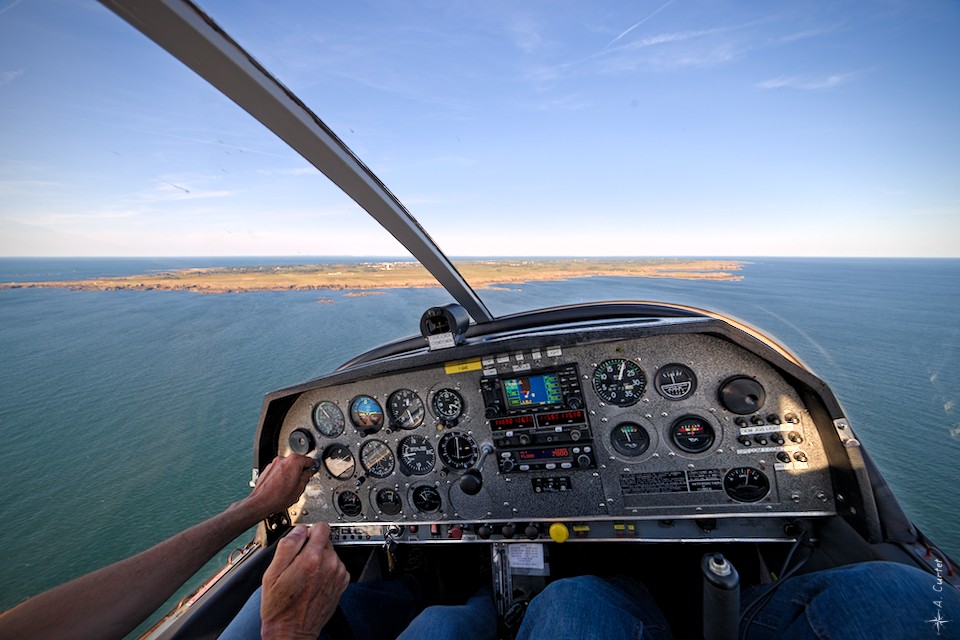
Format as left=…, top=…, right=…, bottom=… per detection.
left=0, top=258, right=744, bottom=294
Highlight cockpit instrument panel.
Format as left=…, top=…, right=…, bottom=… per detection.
left=267, top=323, right=838, bottom=545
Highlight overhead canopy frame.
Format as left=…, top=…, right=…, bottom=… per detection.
left=98, top=0, right=494, bottom=323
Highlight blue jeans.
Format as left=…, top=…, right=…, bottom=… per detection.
left=222, top=561, right=959, bottom=639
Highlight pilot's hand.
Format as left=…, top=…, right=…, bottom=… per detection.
left=243, top=454, right=315, bottom=520
left=261, top=524, right=349, bottom=640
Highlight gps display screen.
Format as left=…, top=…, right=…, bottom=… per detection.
left=502, top=372, right=563, bottom=408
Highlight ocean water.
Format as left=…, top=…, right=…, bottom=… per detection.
left=1, top=258, right=958, bottom=629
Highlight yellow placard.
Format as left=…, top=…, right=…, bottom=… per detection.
left=444, top=358, right=483, bottom=375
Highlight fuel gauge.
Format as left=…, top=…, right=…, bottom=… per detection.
left=610, top=422, right=650, bottom=457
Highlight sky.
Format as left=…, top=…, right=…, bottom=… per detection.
left=0, top=0, right=958, bottom=257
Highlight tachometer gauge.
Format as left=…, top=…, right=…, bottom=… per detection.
left=411, top=485, right=442, bottom=513
left=654, top=364, right=697, bottom=401
left=359, top=440, right=395, bottom=479
left=610, top=422, right=650, bottom=457
left=321, top=444, right=355, bottom=479
left=723, top=467, right=770, bottom=502
left=431, top=388, right=464, bottom=425
left=387, top=389, right=425, bottom=430
left=375, top=488, right=403, bottom=515
left=349, top=395, right=384, bottom=435
left=312, top=401, right=345, bottom=437
left=336, top=490, right=363, bottom=517
left=593, top=359, right=645, bottom=406
left=437, top=431, right=479, bottom=470
left=670, top=415, right=716, bottom=453
left=398, top=435, right=436, bottom=475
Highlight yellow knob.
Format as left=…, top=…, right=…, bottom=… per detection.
left=549, top=522, right=569, bottom=543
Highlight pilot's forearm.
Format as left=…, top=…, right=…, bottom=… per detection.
left=0, top=496, right=264, bottom=640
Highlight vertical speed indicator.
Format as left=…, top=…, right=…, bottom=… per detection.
left=593, top=358, right=646, bottom=406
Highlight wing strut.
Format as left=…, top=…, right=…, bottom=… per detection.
left=98, top=0, right=494, bottom=324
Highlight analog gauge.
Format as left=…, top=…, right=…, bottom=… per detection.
left=387, top=389, right=425, bottom=430
left=336, top=490, right=363, bottom=517
left=593, top=358, right=646, bottom=406
left=288, top=428, right=315, bottom=455
left=349, top=395, right=384, bottom=435
left=359, top=439, right=395, bottom=479
left=312, top=401, right=345, bottom=437
left=431, top=388, right=464, bottom=424
left=670, top=415, right=716, bottom=453
left=321, top=444, right=355, bottom=479
left=398, top=435, right=436, bottom=475
left=437, top=431, right=479, bottom=470
left=655, top=364, right=697, bottom=401
left=411, top=485, right=442, bottom=513
left=610, top=422, right=650, bottom=457
left=723, top=467, right=770, bottom=503
left=375, top=488, right=403, bottom=516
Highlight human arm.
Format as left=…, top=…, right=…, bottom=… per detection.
left=260, top=523, right=350, bottom=640
left=0, top=454, right=316, bottom=640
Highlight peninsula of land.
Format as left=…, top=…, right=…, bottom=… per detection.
left=0, top=258, right=744, bottom=294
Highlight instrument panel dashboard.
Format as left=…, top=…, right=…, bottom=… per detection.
left=266, top=320, right=838, bottom=545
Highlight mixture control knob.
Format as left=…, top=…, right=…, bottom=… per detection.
left=577, top=454, right=591, bottom=469
left=501, top=523, right=516, bottom=539
left=524, top=524, right=540, bottom=540
left=477, top=525, right=492, bottom=540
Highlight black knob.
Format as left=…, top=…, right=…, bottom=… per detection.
left=501, top=523, right=516, bottom=539
left=459, top=469, right=483, bottom=495
left=785, top=413, right=800, bottom=424
left=738, top=436, right=751, bottom=446
left=771, top=433, right=785, bottom=445
left=735, top=417, right=749, bottom=428
left=518, top=434, right=531, bottom=445
left=577, top=454, right=591, bottom=469
left=566, top=395, right=583, bottom=410
left=485, top=403, right=501, bottom=419
left=753, top=435, right=768, bottom=445
left=288, top=429, right=315, bottom=455
left=750, top=416, right=765, bottom=426
left=767, top=414, right=781, bottom=425
left=776, top=452, right=791, bottom=463
left=477, top=525, right=492, bottom=540
left=718, top=376, right=767, bottom=415
left=501, top=459, right=516, bottom=473
left=524, top=524, right=539, bottom=540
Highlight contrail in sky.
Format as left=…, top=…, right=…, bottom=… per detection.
left=602, top=0, right=676, bottom=50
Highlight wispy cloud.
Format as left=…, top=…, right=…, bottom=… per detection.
left=602, top=0, right=677, bottom=51
left=255, top=166, right=316, bottom=177
left=0, top=0, right=21, bottom=16
left=756, top=72, right=857, bottom=90
left=0, top=69, right=24, bottom=86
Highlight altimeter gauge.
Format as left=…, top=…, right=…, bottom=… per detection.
left=593, top=358, right=645, bottom=406
left=387, top=389, right=425, bottom=430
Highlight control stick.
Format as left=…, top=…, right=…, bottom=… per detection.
left=459, top=443, right=494, bottom=495
left=701, top=552, right=739, bottom=640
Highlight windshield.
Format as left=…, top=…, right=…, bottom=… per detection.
left=1, top=0, right=958, bottom=632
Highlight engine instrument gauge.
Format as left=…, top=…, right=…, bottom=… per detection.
left=375, top=488, right=403, bottom=515
left=723, top=467, right=770, bottom=502
left=437, top=431, right=479, bottom=470
left=431, top=388, right=464, bottom=424
left=321, top=444, right=356, bottom=479
left=411, top=485, right=442, bottom=513
left=349, top=395, right=384, bottom=435
left=336, top=490, right=362, bottom=517
left=654, top=364, right=697, bottom=401
left=387, top=389, right=425, bottom=430
left=610, top=422, right=650, bottom=457
left=312, top=401, right=345, bottom=437
left=593, top=358, right=645, bottom=406
left=670, top=415, right=715, bottom=453
left=398, top=435, right=436, bottom=475
left=359, top=440, right=395, bottom=479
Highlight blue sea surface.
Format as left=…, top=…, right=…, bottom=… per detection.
left=0, top=257, right=958, bottom=630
